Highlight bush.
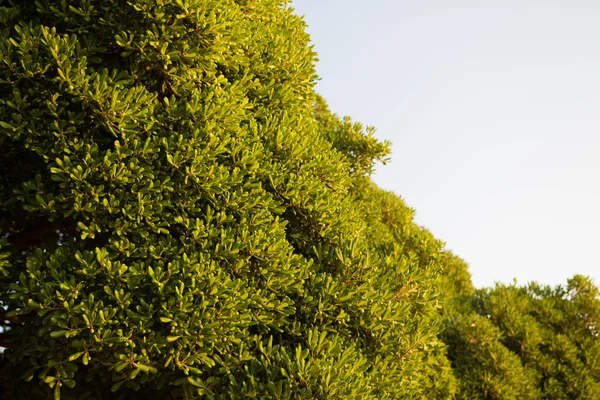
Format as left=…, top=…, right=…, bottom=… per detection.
left=440, top=275, right=600, bottom=399
left=466, top=276, right=600, bottom=399
left=0, top=1, right=450, bottom=398
left=2, top=1, right=598, bottom=399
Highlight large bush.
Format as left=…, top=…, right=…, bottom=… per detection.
left=2, top=1, right=599, bottom=399
left=440, top=274, right=600, bottom=399
left=0, top=1, right=451, bottom=398
left=466, top=276, right=600, bottom=399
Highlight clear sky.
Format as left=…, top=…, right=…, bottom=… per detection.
left=292, top=0, right=600, bottom=289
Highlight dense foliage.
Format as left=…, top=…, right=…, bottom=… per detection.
left=443, top=276, right=600, bottom=399
left=0, top=0, right=598, bottom=399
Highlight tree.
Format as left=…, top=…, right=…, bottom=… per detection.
left=2, top=1, right=599, bottom=399
left=470, top=276, right=600, bottom=399
left=0, top=1, right=451, bottom=398
left=442, top=311, right=539, bottom=399
left=442, top=276, right=600, bottom=399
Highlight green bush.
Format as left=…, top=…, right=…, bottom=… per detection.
left=442, top=311, right=538, bottom=399
left=467, top=276, right=600, bottom=399
left=0, top=1, right=450, bottom=398
left=440, top=275, right=600, bottom=399
left=1, top=1, right=599, bottom=399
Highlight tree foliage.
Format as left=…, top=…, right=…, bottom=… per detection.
left=0, top=0, right=452, bottom=398
left=0, top=1, right=598, bottom=399
left=447, top=276, right=600, bottom=399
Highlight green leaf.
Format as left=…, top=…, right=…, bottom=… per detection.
left=63, top=379, right=76, bottom=389
left=50, top=330, right=68, bottom=338
left=111, top=380, right=125, bottom=392
left=0, top=121, right=14, bottom=130
left=68, top=351, right=85, bottom=361
left=187, top=376, right=204, bottom=388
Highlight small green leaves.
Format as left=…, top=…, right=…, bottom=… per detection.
left=443, top=278, right=600, bottom=399
left=68, top=352, right=86, bottom=362
left=0, top=120, right=15, bottom=130
left=135, top=364, right=158, bottom=374
left=111, top=380, right=125, bottom=392
left=50, top=330, right=68, bottom=338
left=4, top=0, right=581, bottom=399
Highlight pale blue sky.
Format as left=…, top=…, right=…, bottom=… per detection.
left=293, top=1, right=600, bottom=288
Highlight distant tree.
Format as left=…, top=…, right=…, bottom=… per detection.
left=442, top=310, right=539, bottom=399
left=443, top=275, right=600, bottom=399
left=472, top=276, right=600, bottom=399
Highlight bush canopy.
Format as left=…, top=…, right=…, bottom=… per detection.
left=0, top=1, right=598, bottom=399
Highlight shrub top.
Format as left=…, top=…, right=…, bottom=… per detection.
left=0, top=1, right=450, bottom=398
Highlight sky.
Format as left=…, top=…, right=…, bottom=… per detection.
left=292, top=0, right=600, bottom=289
